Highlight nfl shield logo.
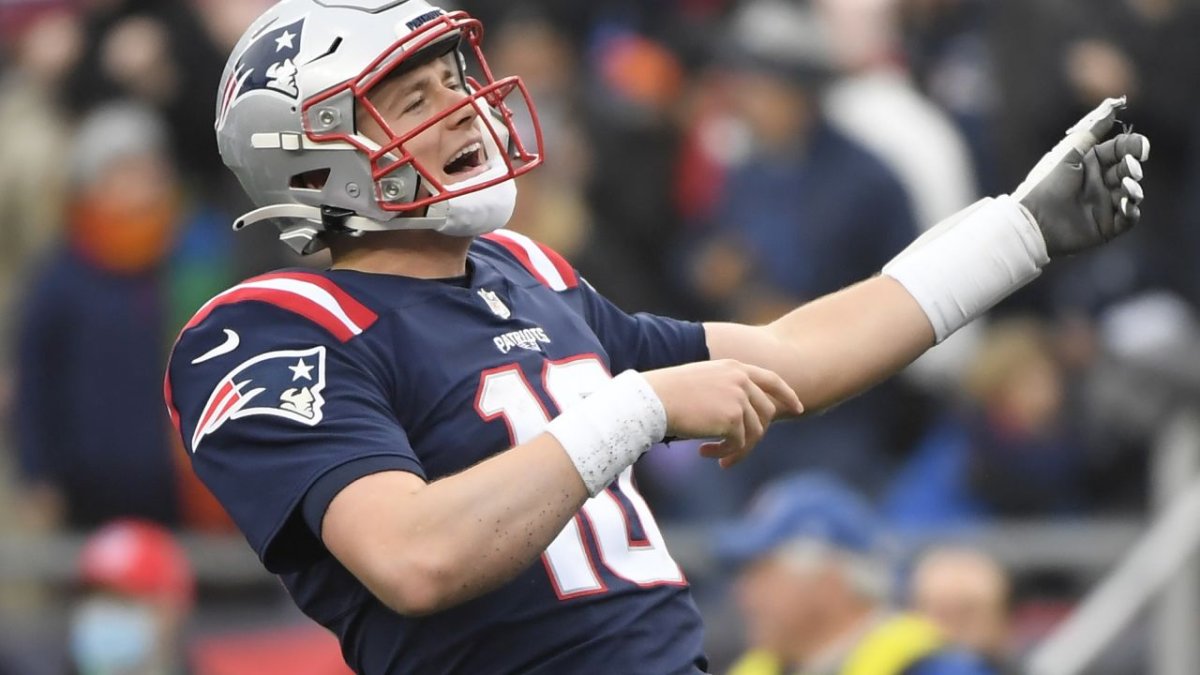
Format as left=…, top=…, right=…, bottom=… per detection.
left=478, top=288, right=511, bottom=319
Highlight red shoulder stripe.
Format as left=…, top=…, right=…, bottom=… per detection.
left=482, top=230, right=578, bottom=291
left=181, top=271, right=377, bottom=341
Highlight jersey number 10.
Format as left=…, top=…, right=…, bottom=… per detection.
left=476, top=355, right=686, bottom=599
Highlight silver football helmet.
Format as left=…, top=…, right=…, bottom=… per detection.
left=215, top=0, right=544, bottom=254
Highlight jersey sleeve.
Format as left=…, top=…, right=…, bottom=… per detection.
left=575, top=277, right=710, bottom=374
left=165, top=281, right=422, bottom=574
left=479, top=230, right=710, bottom=373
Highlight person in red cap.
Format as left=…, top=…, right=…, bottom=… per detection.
left=71, top=519, right=194, bottom=675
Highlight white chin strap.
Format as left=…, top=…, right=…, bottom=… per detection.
left=425, top=161, right=518, bottom=237
left=232, top=166, right=517, bottom=254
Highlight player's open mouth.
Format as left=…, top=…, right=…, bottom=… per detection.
left=443, top=141, right=485, bottom=179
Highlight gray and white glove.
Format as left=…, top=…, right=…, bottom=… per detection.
left=1012, top=96, right=1150, bottom=258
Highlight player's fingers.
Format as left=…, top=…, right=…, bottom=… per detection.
left=1111, top=177, right=1144, bottom=211
left=713, top=411, right=746, bottom=458
left=1115, top=206, right=1140, bottom=233
left=1116, top=133, right=1150, bottom=162
left=741, top=399, right=764, bottom=451
left=1103, top=155, right=1143, bottom=187
left=717, top=398, right=771, bottom=469
left=719, top=447, right=753, bottom=469
left=707, top=437, right=740, bottom=463
left=702, top=437, right=736, bottom=459
left=1123, top=176, right=1144, bottom=204
left=1094, top=133, right=1149, bottom=167
left=1093, top=137, right=1119, bottom=167
left=741, top=364, right=804, bottom=416
left=1109, top=186, right=1142, bottom=227
left=718, top=435, right=757, bottom=468
left=1066, top=96, right=1124, bottom=153
left=745, top=383, right=777, bottom=428
left=1118, top=196, right=1142, bottom=221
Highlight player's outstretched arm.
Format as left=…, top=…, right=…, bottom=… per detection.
left=321, top=361, right=799, bottom=615
left=705, top=97, right=1148, bottom=424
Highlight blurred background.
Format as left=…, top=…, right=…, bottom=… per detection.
left=2, top=0, right=1200, bottom=672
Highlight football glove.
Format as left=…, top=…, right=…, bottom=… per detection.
left=1013, top=96, right=1150, bottom=258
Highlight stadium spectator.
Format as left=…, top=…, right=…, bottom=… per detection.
left=718, top=473, right=994, bottom=675
left=63, top=0, right=227, bottom=195
left=71, top=519, right=194, bottom=675
left=485, top=12, right=591, bottom=259
left=1069, top=0, right=1200, bottom=311
left=897, top=0, right=1000, bottom=195
left=0, top=3, right=79, bottom=313
left=885, top=318, right=1090, bottom=527
left=0, top=4, right=82, bottom=531
left=909, top=545, right=1020, bottom=675
left=680, top=0, right=920, bottom=502
left=817, top=0, right=978, bottom=229
left=578, top=26, right=694, bottom=316
left=10, top=102, right=227, bottom=530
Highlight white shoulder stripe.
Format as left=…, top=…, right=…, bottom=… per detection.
left=200, top=277, right=367, bottom=335
left=488, top=230, right=569, bottom=291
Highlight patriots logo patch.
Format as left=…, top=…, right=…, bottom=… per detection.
left=191, top=346, right=327, bottom=452
left=216, top=18, right=305, bottom=130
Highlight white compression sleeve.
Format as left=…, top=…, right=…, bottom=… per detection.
left=544, top=370, right=667, bottom=496
left=882, top=195, right=1050, bottom=342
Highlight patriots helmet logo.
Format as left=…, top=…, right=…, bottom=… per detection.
left=191, top=346, right=327, bottom=452
left=217, top=18, right=305, bottom=130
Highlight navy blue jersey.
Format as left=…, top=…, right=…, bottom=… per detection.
left=165, top=231, right=711, bottom=674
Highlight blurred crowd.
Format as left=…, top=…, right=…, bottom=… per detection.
left=3, top=0, right=1200, bottom=672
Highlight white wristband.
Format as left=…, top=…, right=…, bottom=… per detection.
left=544, top=370, right=667, bottom=496
left=882, top=195, right=1050, bottom=342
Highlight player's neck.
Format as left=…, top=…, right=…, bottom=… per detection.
left=328, top=229, right=473, bottom=279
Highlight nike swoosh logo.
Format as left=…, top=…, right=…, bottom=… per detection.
left=191, top=329, right=241, bottom=364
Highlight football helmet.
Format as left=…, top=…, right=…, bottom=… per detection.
left=215, top=0, right=543, bottom=254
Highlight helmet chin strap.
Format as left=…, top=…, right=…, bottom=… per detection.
left=433, top=163, right=517, bottom=237
left=233, top=172, right=516, bottom=255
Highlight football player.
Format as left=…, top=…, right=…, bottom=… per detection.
left=165, top=1, right=1149, bottom=673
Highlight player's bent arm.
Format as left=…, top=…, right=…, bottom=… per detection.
left=705, top=275, right=933, bottom=414
left=320, top=363, right=801, bottom=615
left=321, top=369, right=665, bottom=615
left=321, top=433, right=588, bottom=616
